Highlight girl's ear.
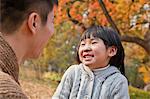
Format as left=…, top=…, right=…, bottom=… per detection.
left=108, top=46, right=117, bottom=57
left=27, top=12, right=40, bottom=35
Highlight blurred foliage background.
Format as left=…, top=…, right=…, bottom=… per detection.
left=20, top=0, right=150, bottom=98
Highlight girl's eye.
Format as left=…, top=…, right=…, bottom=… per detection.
left=80, top=43, right=85, bottom=46
left=92, top=41, right=97, bottom=44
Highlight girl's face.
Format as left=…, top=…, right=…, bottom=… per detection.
left=78, top=37, right=117, bottom=69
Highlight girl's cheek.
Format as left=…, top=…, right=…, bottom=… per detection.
left=78, top=50, right=82, bottom=58
left=78, top=51, right=81, bottom=57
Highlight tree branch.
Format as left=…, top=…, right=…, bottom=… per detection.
left=66, top=7, right=86, bottom=31
left=129, top=21, right=149, bottom=29
left=98, top=0, right=120, bottom=35
left=121, top=35, right=150, bottom=55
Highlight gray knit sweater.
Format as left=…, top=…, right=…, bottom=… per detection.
left=53, top=63, right=129, bottom=99
left=0, top=35, right=28, bottom=99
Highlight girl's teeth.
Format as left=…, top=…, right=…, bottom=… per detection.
left=85, top=56, right=92, bottom=58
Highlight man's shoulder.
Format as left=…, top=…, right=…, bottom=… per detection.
left=0, top=71, right=28, bottom=99
left=0, top=71, right=21, bottom=91
left=0, top=71, right=16, bottom=83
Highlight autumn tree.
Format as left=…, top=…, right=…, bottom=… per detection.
left=55, top=0, right=150, bottom=55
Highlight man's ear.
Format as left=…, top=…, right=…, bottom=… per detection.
left=27, top=12, right=40, bottom=35
left=108, top=46, right=117, bottom=57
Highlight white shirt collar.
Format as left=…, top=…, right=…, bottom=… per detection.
left=93, top=64, right=110, bottom=72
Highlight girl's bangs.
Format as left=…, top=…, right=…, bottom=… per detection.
left=80, top=30, right=100, bottom=41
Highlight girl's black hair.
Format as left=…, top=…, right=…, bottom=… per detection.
left=76, top=25, right=125, bottom=76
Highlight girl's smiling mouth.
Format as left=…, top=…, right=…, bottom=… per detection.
left=82, top=53, right=94, bottom=58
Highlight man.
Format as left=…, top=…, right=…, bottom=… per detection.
left=0, top=0, right=58, bottom=98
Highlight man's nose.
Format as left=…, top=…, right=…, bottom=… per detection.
left=49, top=25, right=54, bottom=37
left=51, top=25, right=54, bottom=34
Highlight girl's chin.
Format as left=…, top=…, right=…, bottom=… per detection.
left=83, top=62, right=93, bottom=67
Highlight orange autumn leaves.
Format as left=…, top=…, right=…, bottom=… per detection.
left=54, top=0, right=116, bottom=26
left=139, top=65, right=150, bottom=84
left=55, top=0, right=148, bottom=28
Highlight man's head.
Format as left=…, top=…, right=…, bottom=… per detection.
left=0, top=0, right=58, bottom=34
left=0, top=0, right=58, bottom=62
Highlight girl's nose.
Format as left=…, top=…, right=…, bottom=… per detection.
left=83, top=45, right=92, bottom=52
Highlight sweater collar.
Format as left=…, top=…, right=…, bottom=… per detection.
left=0, top=34, right=19, bottom=84
left=80, top=63, right=120, bottom=81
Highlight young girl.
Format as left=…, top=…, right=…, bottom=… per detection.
left=52, top=26, right=129, bottom=99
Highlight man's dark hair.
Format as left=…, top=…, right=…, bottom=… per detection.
left=0, top=0, right=58, bottom=34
